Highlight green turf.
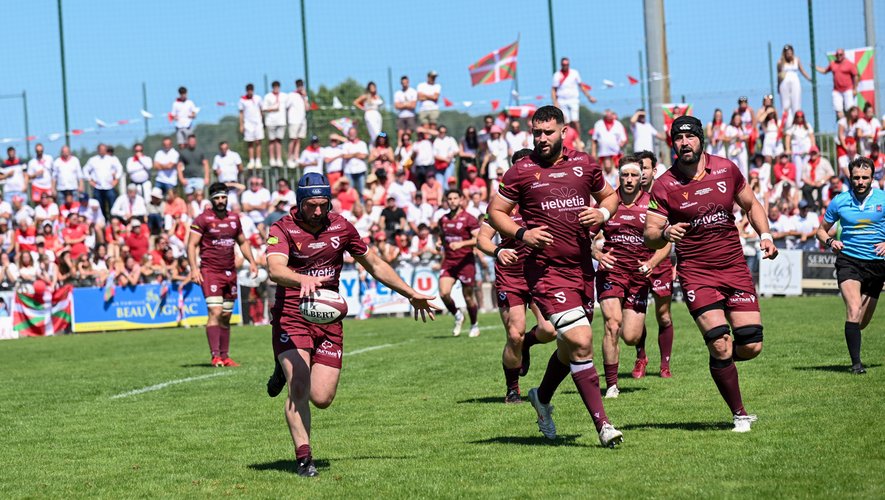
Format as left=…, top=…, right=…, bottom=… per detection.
left=0, top=296, right=882, bottom=498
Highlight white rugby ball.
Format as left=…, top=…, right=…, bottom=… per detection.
left=299, top=289, right=348, bottom=324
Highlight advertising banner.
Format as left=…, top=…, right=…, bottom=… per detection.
left=802, top=251, right=839, bottom=294
left=72, top=283, right=241, bottom=333
left=759, top=249, right=803, bottom=296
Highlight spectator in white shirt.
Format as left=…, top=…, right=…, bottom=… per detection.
left=481, top=126, right=509, bottom=185
left=504, top=120, right=530, bottom=157
left=790, top=199, right=820, bottom=250
left=286, top=79, right=308, bottom=168
left=322, top=134, right=345, bottom=185
left=171, top=86, right=199, bottom=148
left=153, top=137, right=180, bottom=194
left=767, top=203, right=795, bottom=249
left=34, top=191, right=60, bottom=227
left=630, top=109, right=665, bottom=154
left=27, top=143, right=54, bottom=203
left=239, top=83, right=264, bottom=169
left=1, top=147, right=28, bottom=204
left=416, top=71, right=441, bottom=128
left=432, top=125, right=459, bottom=187
left=591, top=110, right=628, bottom=174
left=354, top=81, right=385, bottom=144
left=212, top=141, right=243, bottom=208
left=860, top=103, right=882, bottom=156
left=51, top=145, right=83, bottom=203
left=551, top=57, right=596, bottom=132
left=342, top=127, right=369, bottom=194
left=406, top=192, right=434, bottom=233
left=387, top=170, right=417, bottom=208
left=84, top=144, right=123, bottom=220
left=125, top=143, right=153, bottom=200
left=411, top=130, right=435, bottom=187
left=394, top=75, right=418, bottom=141
left=263, top=81, right=287, bottom=168
left=110, top=183, right=148, bottom=222
left=271, top=178, right=297, bottom=211
left=298, top=135, right=324, bottom=176
left=240, top=176, right=271, bottom=225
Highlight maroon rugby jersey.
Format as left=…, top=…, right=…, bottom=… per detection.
left=483, top=210, right=528, bottom=280
left=498, top=148, right=607, bottom=267
left=601, top=191, right=655, bottom=273
left=190, top=208, right=243, bottom=272
left=266, top=211, right=368, bottom=301
left=648, top=153, right=746, bottom=270
left=439, top=209, right=480, bottom=266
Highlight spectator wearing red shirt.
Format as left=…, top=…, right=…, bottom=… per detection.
left=59, top=192, right=81, bottom=221
left=40, top=222, right=61, bottom=255
left=772, top=153, right=798, bottom=186
left=562, top=124, right=581, bottom=151
left=816, top=48, right=859, bottom=118
left=61, top=213, right=88, bottom=260
left=163, top=189, right=187, bottom=219
left=123, top=220, right=150, bottom=262
left=334, top=177, right=359, bottom=212
left=15, top=222, right=37, bottom=256
left=460, top=165, right=487, bottom=201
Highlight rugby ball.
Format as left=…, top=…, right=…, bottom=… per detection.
left=299, top=289, right=348, bottom=324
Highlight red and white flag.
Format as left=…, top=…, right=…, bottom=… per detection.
left=468, top=40, right=519, bottom=86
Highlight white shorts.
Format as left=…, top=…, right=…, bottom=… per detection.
left=832, top=90, right=855, bottom=113
left=266, top=125, right=285, bottom=141
left=244, top=123, right=265, bottom=142
left=558, top=99, right=580, bottom=124
left=288, top=121, right=307, bottom=139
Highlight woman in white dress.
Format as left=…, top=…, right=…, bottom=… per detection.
left=725, top=111, right=749, bottom=178
left=758, top=106, right=783, bottom=164
left=705, top=108, right=727, bottom=158
left=784, top=110, right=815, bottom=186
left=777, top=44, right=812, bottom=127
left=354, top=82, right=384, bottom=144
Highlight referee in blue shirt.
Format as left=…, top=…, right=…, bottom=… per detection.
left=817, top=156, right=885, bottom=374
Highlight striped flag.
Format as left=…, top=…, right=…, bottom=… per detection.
left=828, top=47, right=876, bottom=112
left=468, top=40, right=519, bottom=86
left=13, top=285, right=73, bottom=337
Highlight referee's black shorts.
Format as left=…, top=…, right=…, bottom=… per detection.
left=835, top=254, right=885, bottom=299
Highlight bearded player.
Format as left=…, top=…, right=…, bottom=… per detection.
left=188, top=182, right=258, bottom=367
left=488, top=105, right=624, bottom=447
left=644, top=116, right=778, bottom=433
left=593, top=155, right=672, bottom=398
left=439, top=189, right=481, bottom=337
left=477, top=148, right=556, bottom=404
left=265, top=173, right=439, bottom=477
left=631, top=150, right=676, bottom=379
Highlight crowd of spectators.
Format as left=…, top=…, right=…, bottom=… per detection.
left=3, top=51, right=878, bottom=312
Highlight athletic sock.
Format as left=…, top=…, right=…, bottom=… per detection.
left=636, top=326, right=648, bottom=360
left=709, top=357, right=746, bottom=416
left=603, top=363, right=619, bottom=388
left=503, top=364, right=520, bottom=392
left=658, top=323, right=674, bottom=368
left=537, top=351, right=570, bottom=404
left=296, top=444, right=311, bottom=460
left=523, top=326, right=540, bottom=349
left=206, top=326, right=221, bottom=357
left=219, top=327, right=231, bottom=359
left=467, top=303, right=478, bottom=324
left=570, top=360, right=609, bottom=432
left=442, top=297, right=459, bottom=316
left=845, top=321, right=862, bottom=365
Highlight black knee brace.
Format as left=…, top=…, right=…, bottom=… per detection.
left=709, top=356, right=734, bottom=368
left=733, top=324, right=763, bottom=346
left=702, top=325, right=730, bottom=344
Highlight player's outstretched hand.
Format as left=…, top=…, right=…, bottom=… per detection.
left=298, top=274, right=328, bottom=298
left=410, top=294, right=442, bottom=322
left=637, top=260, right=653, bottom=277
left=523, top=226, right=553, bottom=249
left=761, top=239, right=779, bottom=260
left=578, top=207, right=605, bottom=227
left=664, top=222, right=691, bottom=243
left=190, top=270, right=203, bottom=285
left=875, top=242, right=885, bottom=256
left=497, top=248, right=518, bottom=265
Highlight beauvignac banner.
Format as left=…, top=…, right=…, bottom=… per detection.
left=72, top=283, right=241, bottom=333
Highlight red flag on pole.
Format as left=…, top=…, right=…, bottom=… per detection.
left=443, top=98, right=453, bottom=107
left=468, top=40, right=519, bottom=86
left=491, top=100, right=501, bottom=111
left=627, top=75, right=639, bottom=85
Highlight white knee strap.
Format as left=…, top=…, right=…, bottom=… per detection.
left=549, top=306, right=590, bottom=338
left=222, top=300, right=235, bottom=313
left=206, top=296, right=224, bottom=307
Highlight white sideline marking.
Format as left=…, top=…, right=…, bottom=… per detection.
left=348, top=343, right=395, bottom=356
left=110, top=371, right=234, bottom=400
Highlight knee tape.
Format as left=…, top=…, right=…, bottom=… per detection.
left=222, top=300, right=236, bottom=313
left=732, top=324, right=763, bottom=346
left=206, top=296, right=224, bottom=307
left=709, top=356, right=734, bottom=369
left=549, top=307, right=591, bottom=337
left=702, top=325, right=730, bottom=344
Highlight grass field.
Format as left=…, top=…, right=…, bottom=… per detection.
left=1, top=295, right=883, bottom=498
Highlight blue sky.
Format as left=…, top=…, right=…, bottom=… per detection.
left=1, top=0, right=882, bottom=155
